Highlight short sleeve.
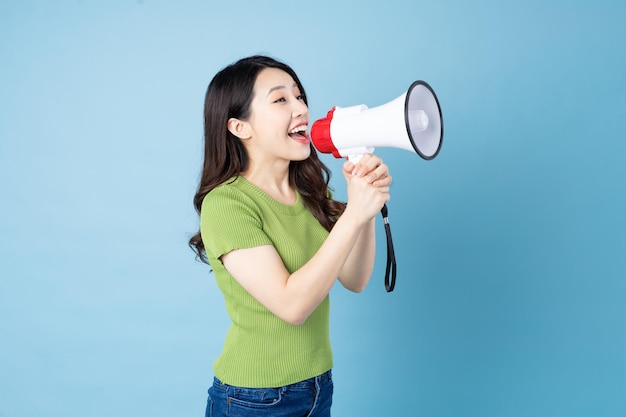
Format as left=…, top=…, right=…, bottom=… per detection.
left=200, top=185, right=273, bottom=260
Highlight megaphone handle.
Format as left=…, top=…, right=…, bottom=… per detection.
left=381, top=203, right=397, bottom=292
left=346, top=147, right=374, bottom=164
left=347, top=154, right=363, bottom=164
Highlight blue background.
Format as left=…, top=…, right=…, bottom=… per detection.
left=1, top=1, right=624, bottom=416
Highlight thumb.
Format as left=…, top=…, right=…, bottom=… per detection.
left=343, top=159, right=355, bottom=175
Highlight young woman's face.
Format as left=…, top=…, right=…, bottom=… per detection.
left=244, top=67, right=311, bottom=163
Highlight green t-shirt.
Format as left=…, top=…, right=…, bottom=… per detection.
left=200, top=176, right=333, bottom=388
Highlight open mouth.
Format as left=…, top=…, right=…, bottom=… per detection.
left=288, top=125, right=309, bottom=142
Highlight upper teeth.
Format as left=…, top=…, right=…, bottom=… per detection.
left=289, top=125, right=307, bottom=134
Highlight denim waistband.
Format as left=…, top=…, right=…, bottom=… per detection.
left=308, top=369, right=332, bottom=385
left=215, top=369, right=332, bottom=390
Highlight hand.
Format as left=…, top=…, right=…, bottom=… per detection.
left=341, top=154, right=392, bottom=224
left=342, top=153, right=392, bottom=191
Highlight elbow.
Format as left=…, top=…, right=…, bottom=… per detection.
left=353, top=284, right=366, bottom=293
left=282, top=313, right=308, bottom=327
left=347, top=282, right=367, bottom=293
left=286, top=316, right=307, bottom=326
left=278, top=306, right=312, bottom=327
left=340, top=275, right=370, bottom=293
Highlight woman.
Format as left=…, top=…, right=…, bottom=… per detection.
left=189, top=55, right=392, bottom=417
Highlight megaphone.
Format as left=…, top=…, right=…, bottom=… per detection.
left=310, top=80, right=443, bottom=163
left=310, top=80, right=443, bottom=293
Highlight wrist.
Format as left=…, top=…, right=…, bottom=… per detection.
left=340, top=205, right=370, bottom=228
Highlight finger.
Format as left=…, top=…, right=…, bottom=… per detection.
left=364, top=164, right=389, bottom=183
left=372, top=174, right=392, bottom=187
left=362, top=155, right=382, bottom=172
left=343, top=159, right=355, bottom=173
left=372, top=185, right=390, bottom=193
left=353, top=154, right=382, bottom=177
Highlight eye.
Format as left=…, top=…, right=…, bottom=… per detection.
left=273, top=97, right=286, bottom=103
left=297, top=94, right=306, bottom=101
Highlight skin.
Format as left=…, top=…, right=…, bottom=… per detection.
left=223, top=67, right=392, bottom=326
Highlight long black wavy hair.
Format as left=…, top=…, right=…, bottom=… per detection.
left=189, top=55, right=346, bottom=263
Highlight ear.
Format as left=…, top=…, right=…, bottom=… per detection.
left=227, top=117, right=252, bottom=140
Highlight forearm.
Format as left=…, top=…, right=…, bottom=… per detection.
left=222, top=210, right=366, bottom=326
left=221, top=169, right=389, bottom=325
left=285, top=209, right=366, bottom=322
left=338, top=217, right=376, bottom=292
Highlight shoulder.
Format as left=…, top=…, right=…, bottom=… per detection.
left=200, top=178, right=263, bottom=227
left=200, top=178, right=273, bottom=257
left=202, top=177, right=256, bottom=211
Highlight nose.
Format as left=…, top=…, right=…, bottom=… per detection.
left=292, top=97, right=308, bottom=118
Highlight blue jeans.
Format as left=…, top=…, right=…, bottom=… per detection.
left=205, top=370, right=333, bottom=417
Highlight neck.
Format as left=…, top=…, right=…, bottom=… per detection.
left=242, top=160, right=296, bottom=205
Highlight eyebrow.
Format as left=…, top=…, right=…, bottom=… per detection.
left=266, top=83, right=298, bottom=98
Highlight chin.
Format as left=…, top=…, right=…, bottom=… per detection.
left=291, top=147, right=311, bottom=162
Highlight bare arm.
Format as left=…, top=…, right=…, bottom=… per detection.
left=337, top=217, right=376, bottom=292
left=338, top=155, right=392, bottom=292
left=221, top=154, right=391, bottom=325
left=221, top=174, right=386, bottom=325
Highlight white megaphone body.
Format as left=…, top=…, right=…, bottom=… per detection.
left=310, top=80, right=443, bottom=293
left=310, top=80, right=443, bottom=163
